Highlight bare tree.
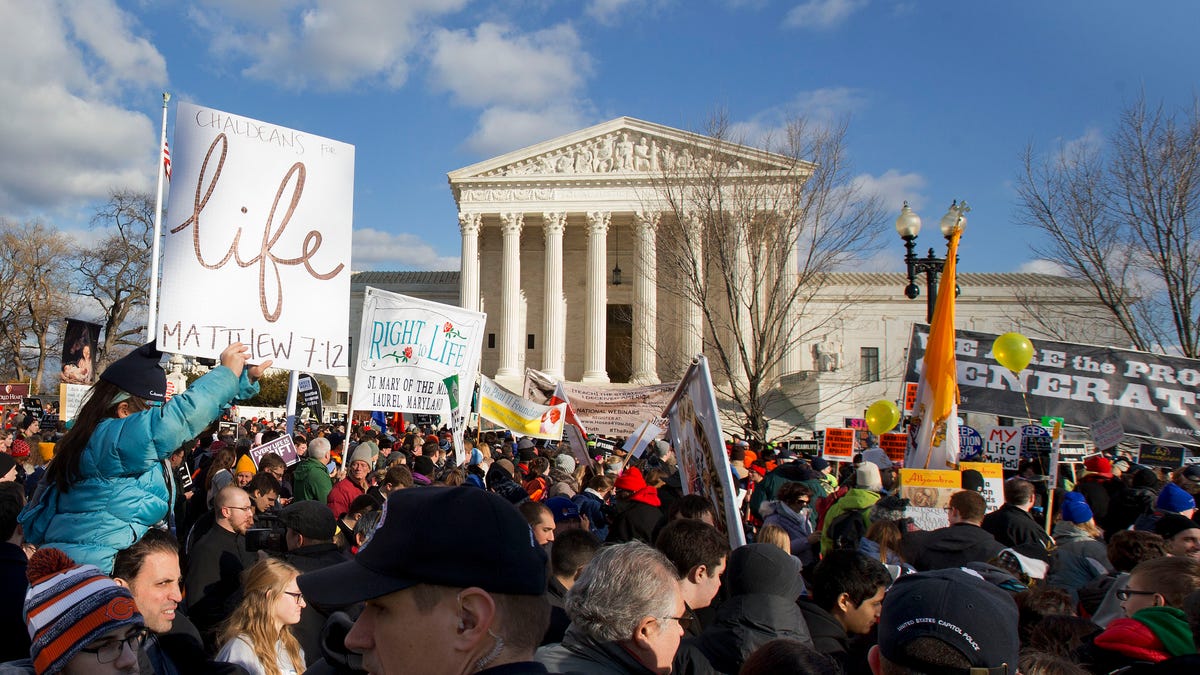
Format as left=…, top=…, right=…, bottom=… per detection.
left=1016, top=95, right=1200, bottom=356
left=0, top=220, right=74, bottom=392
left=73, top=189, right=155, bottom=369
left=648, top=112, right=885, bottom=441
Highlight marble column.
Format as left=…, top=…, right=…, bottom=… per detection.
left=496, top=212, right=523, bottom=379
left=632, top=211, right=659, bottom=384
left=731, top=223, right=752, bottom=390
left=582, top=211, right=610, bottom=384
left=542, top=212, right=567, bottom=380
left=681, top=212, right=704, bottom=364
left=781, top=235, right=803, bottom=375
left=457, top=212, right=482, bottom=312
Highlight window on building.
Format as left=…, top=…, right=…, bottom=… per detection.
left=861, top=347, right=880, bottom=382
left=488, top=333, right=495, bottom=349
left=336, top=392, right=349, bottom=405
left=527, top=334, right=535, bottom=349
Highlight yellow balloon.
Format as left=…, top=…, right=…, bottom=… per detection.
left=866, top=399, right=901, bottom=436
left=993, top=332, right=1034, bottom=373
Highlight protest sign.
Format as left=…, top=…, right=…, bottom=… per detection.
left=0, top=384, right=29, bottom=406
left=902, top=382, right=918, bottom=414
left=900, top=468, right=960, bottom=530
left=1090, top=413, right=1125, bottom=451
left=959, top=425, right=984, bottom=461
left=984, top=426, right=1021, bottom=470
left=1058, top=441, right=1090, bottom=461
left=844, top=417, right=867, bottom=430
left=960, top=461, right=1004, bottom=512
left=60, top=319, right=100, bottom=385
left=879, top=432, right=908, bottom=465
left=523, top=369, right=676, bottom=437
left=350, top=288, right=485, bottom=430
left=665, top=356, right=746, bottom=550
left=623, top=417, right=669, bottom=458
left=295, top=373, right=324, bottom=422
left=250, top=434, right=300, bottom=467
left=789, top=439, right=821, bottom=457
left=57, top=384, right=90, bottom=423
left=822, top=428, right=856, bottom=462
left=904, top=324, right=1200, bottom=446
left=478, top=377, right=566, bottom=440
left=157, top=102, right=353, bottom=374
left=1138, top=443, right=1185, bottom=470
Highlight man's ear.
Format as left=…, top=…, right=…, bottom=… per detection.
left=453, top=588, right=497, bottom=651
left=686, top=565, right=707, bottom=585
left=632, top=615, right=658, bottom=651
left=113, top=577, right=130, bottom=589
left=834, top=591, right=852, bottom=614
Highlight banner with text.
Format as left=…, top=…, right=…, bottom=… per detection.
left=350, top=288, right=486, bottom=428
left=157, top=102, right=353, bottom=374
left=0, top=384, right=29, bottom=406
left=478, top=376, right=567, bottom=440
left=905, top=324, right=1200, bottom=446
left=523, top=368, right=677, bottom=437
left=665, top=356, right=746, bottom=550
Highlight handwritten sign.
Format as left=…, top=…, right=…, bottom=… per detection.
left=157, top=102, right=353, bottom=375
left=351, top=288, right=485, bottom=424
left=960, top=461, right=1004, bottom=512
left=1090, top=413, right=1125, bottom=451
left=57, top=384, right=90, bottom=423
left=880, top=432, right=908, bottom=464
left=822, top=428, right=855, bottom=462
left=984, top=425, right=1021, bottom=470
left=250, top=434, right=300, bottom=467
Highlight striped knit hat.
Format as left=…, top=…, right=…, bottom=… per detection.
left=24, top=548, right=143, bottom=674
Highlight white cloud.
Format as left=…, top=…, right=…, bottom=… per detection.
left=785, top=0, right=868, bottom=30
left=586, top=0, right=640, bottom=24
left=192, top=0, right=469, bottom=90
left=352, top=228, right=459, bottom=270
left=429, top=23, right=590, bottom=108
left=730, top=88, right=867, bottom=148
left=1016, top=259, right=1068, bottom=276
left=0, top=0, right=165, bottom=215
left=852, top=169, right=927, bottom=213
left=1060, top=125, right=1104, bottom=159
left=465, top=105, right=589, bottom=156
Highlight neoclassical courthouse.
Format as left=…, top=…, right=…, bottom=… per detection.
left=348, top=117, right=1121, bottom=432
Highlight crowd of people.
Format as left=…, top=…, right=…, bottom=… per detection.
left=0, top=342, right=1199, bottom=673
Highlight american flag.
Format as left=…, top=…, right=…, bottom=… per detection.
left=162, top=140, right=171, bottom=180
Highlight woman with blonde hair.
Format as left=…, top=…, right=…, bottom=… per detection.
left=216, top=558, right=306, bottom=675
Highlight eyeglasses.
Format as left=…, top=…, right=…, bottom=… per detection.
left=225, top=505, right=254, bottom=513
left=283, top=590, right=305, bottom=604
left=657, top=615, right=694, bottom=631
left=79, top=628, right=147, bottom=664
left=1116, top=588, right=1159, bottom=601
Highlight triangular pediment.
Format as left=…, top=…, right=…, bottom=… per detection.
left=448, top=117, right=808, bottom=182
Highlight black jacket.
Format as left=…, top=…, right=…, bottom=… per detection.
left=605, top=499, right=665, bottom=545
left=674, top=594, right=814, bottom=674
left=0, top=543, right=28, bottom=664
left=900, top=522, right=1004, bottom=572
left=184, top=525, right=255, bottom=647
left=980, top=503, right=1052, bottom=561
left=285, top=542, right=352, bottom=667
left=799, top=600, right=848, bottom=666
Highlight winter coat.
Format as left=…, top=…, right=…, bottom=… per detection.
left=1102, top=486, right=1156, bottom=536
left=606, top=488, right=665, bottom=545
left=291, top=456, right=333, bottom=504
left=486, top=464, right=529, bottom=505
left=799, top=600, right=850, bottom=668
left=1076, top=474, right=1121, bottom=522
left=573, top=490, right=610, bottom=541
left=536, top=625, right=659, bottom=675
left=19, top=366, right=257, bottom=573
left=0, top=542, right=29, bottom=664
left=748, top=463, right=825, bottom=517
left=820, top=488, right=880, bottom=553
left=326, top=477, right=364, bottom=519
left=1047, top=521, right=1113, bottom=600
left=675, top=594, right=814, bottom=674
left=900, top=523, right=1004, bottom=572
left=759, top=500, right=816, bottom=567
left=980, top=503, right=1053, bottom=561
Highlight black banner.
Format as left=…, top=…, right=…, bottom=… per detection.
left=295, top=373, right=324, bottom=422
left=60, top=318, right=101, bottom=385
left=904, top=325, right=1200, bottom=446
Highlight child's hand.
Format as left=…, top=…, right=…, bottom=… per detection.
left=247, top=359, right=272, bottom=383
left=220, top=343, right=251, bottom=377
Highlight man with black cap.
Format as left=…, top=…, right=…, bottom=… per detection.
left=297, top=486, right=552, bottom=674
left=1153, top=512, right=1200, bottom=561
left=869, top=567, right=1019, bottom=675
left=278, top=500, right=349, bottom=664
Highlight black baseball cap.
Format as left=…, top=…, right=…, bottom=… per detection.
left=278, top=500, right=337, bottom=540
left=298, top=486, right=547, bottom=605
left=878, top=568, right=1018, bottom=675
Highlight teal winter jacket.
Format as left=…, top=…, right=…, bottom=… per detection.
left=19, top=366, right=258, bottom=573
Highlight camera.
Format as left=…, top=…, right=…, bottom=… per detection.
left=244, top=512, right=288, bottom=554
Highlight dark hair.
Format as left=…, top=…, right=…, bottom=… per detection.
left=551, top=528, right=601, bottom=579
left=1130, top=556, right=1200, bottom=608
left=881, top=636, right=971, bottom=674
left=384, top=464, right=413, bottom=489
left=1107, top=529, right=1168, bottom=572
left=260, top=429, right=281, bottom=444
left=347, top=494, right=380, bottom=518
left=245, top=472, right=281, bottom=498
left=739, top=638, right=838, bottom=675
left=0, top=482, right=25, bottom=541
left=1004, top=477, right=1035, bottom=505
left=112, top=529, right=180, bottom=583
left=1021, top=616, right=1098, bottom=660
left=654, top=518, right=730, bottom=579
left=811, top=550, right=892, bottom=611
left=206, top=447, right=237, bottom=491
left=1017, top=651, right=1089, bottom=675
left=257, top=452, right=286, bottom=474
left=518, top=500, right=552, bottom=527
left=1016, top=587, right=1076, bottom=644
left=45, top=379, right=153, bottom=491
left=528, top=456, right=550, bottom=476
left=668, top=494, right=719, bottom=522
left=949, top=490, right=987, bottom=522
left=776, top=482, right=813, bottom=507
left=586, top=474, right=614, bottom=492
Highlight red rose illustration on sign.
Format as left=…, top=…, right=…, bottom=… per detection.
left=385, top=346, right=416, bottom=363
left=443, top=322, right=466, bottom=339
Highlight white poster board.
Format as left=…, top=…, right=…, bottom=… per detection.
left=984, top=425, right=1021, bottom=470
left=350, top=288, right=485, bottom=426
left=157, top=102, right=353, bottom=374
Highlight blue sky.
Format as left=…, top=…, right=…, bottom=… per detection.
left=2, top=0, right=1198, bottom=276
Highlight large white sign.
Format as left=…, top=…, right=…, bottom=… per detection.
left=350, top=288, right=485, bottom=423
left=984, top=425, right=1021, bottom=470
left=157, top=102, right=354, bottom=374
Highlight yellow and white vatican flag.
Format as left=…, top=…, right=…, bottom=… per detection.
left=479, top=376, right=567, bottom=440
left=906, top=225, right=964, bottom=470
